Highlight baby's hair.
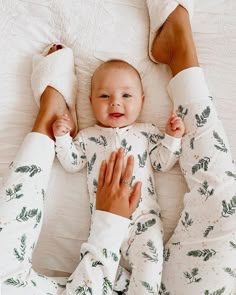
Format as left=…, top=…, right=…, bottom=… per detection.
left=102, top=59, right=142, bottom=81
left=91, top=59, right=143, bottom=93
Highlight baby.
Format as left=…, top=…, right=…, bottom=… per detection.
left=52, top=59, right=185, bottom=294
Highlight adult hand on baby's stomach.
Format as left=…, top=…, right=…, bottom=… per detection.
left=52, top=113, right=72, bottom=137
left=96, top=148, right=142, bottom=218
left=166, top=111, right=185, bottom=138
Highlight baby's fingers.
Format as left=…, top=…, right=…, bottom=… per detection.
left=59, top=113, right=70, bottom=120
left=53, top=119, right=72, bottom=136
left=170, top=111, right=178, bottom=122
left=54, top=122, right=71, bottom=131
left=171, top=120, right=182, bottom=131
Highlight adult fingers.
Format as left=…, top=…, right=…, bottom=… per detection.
left=105, top=151, right=117, bottom=184
left=97, top=160, right=107, bottom=191
left=121, top=154, right=134, bottom=188
left=111, top=148, right=124, bottom=186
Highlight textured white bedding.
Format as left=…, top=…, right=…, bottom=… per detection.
left=0, top=0, right=236, bottom=275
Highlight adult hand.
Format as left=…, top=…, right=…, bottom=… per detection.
left=96, top=148, right=142, bottom=218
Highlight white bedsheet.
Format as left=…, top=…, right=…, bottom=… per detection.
left=0, top=0, right=236, bottom=275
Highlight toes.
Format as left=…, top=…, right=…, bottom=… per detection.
left=47, top=44, right=64, bottom=55
left=47, top=44, right=57, bottom=55
left=56, top=44, right=63, bottom=50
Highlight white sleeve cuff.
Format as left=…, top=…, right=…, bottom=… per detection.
left=167, top=67, right=210, bottom=106
left=15, top=133, right=55, bottom=171
left=88, top=210, right=130, bottom=253
left=162, top=133, right=181, bottom=152
left=55, top=132, right=72, bottom=146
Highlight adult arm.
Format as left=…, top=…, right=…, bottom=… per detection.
left=63, top=148, right=142, bottom=294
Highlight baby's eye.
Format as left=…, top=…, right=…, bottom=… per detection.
left=123, top=93, right=131, bottom=98
left=100, top=94, right=109, bottom=98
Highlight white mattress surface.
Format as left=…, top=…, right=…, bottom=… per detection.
left=0, top=0, right=236, bottom=275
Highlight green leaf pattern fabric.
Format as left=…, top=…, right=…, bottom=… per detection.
left=1, top=69, right=236, bottom=294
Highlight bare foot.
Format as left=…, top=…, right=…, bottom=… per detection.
left=151, top=6, right=199, bottom=75
left=32, top=44, right=76, bottom=139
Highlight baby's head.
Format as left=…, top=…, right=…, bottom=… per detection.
left=90, top=59, right=144, bottom=128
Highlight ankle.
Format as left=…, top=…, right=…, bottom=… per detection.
left=41, top=87, right=76, bottom=137
left=33, top=86, right=76, bottom=139
left=168, top=32, right=199, bottom=76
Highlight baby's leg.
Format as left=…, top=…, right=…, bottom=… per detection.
left=121, top=213, right=163, bottom=294
left=151, top=5, right=236, bottom=294
left=0, top=45, right=70, bottom=294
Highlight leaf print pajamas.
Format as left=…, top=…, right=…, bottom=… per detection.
left=55, top=122, right=182, bottom=294
left=0, top=133, right=130, bottom=294
left=160, top=68, right=236, bottom=295
left=0, top=67, right=235, bottom=295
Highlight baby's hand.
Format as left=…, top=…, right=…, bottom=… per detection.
left=166, top=111, right=185, bottom=138
left=52, top=114, right=72, bottom=137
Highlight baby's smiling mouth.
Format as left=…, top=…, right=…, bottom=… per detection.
left=109, top=112, right=124, bottom=118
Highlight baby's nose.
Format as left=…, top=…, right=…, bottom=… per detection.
left=110, top=97, right=121, bottom=106
left=110, top=102, right=120, bottom=106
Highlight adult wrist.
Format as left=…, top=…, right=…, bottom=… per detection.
left=88, top=210, right=130, bottom=253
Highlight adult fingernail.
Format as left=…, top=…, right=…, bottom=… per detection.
left=119, top=147, right=124, bottom=153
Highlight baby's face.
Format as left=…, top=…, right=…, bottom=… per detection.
left=90, top=65, right=144, bottom=128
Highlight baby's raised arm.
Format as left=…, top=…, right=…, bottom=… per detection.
left=54, top=126, right=87, bottom=173
left=52, top=114, right=72, bottom=137
left=165, top=111, right=185, bottom=138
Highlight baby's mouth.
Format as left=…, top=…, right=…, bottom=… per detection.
left=109, top=113, right=124, bottom=118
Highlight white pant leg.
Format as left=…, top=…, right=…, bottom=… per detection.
left=121, top=214, right=163, bottom=295
left=1, top=133, right=130, bottom=295
left=1, top=133, right=127, bottom=295
left=0, top=133, right=68, bottom=294
left=161, top=68, right=236, bottom=294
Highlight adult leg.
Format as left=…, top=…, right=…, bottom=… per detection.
left=0, top=45, right=75, bottom=294
left=32, top=44, right=76, bottom=140
left=32, top=86, right=75, bottom=140
left=150, top=5, right=236, bottom=295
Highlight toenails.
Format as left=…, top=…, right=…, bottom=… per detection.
left=47, top=44, right=64, bottom=55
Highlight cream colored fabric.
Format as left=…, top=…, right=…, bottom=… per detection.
left=0, top=0, right=236, bottom=276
